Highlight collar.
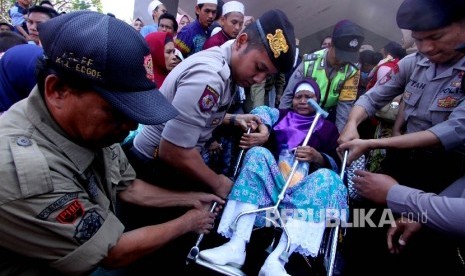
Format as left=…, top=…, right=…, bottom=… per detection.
left=25, top=87, right=96, bottom=172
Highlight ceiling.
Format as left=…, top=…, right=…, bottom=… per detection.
left=137, top=0, right=406, bottom=54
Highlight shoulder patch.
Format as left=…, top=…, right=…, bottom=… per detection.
left=74, top=209, right=104, bottom=244
left=56, top=199, right=84, bottom=224
left=198, top=85, right=219, bottom=112
left=37, top=192, right=79, bottom=220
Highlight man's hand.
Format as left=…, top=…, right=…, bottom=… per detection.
left=187, top=192, right=225, bottom=211
left=182, top=209, right=216, bottom=234
left=387, top=218, right=422, bottom=254
left=239, top=123, right=269, bottom=148
left=235, top=114, right=262, bottom=131
left=353, top=170, right=398, bottom=205
left=337, top=138, right=372, bottom=164
left=212, top=174, right=233, bottom=199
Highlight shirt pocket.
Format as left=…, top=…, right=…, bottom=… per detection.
left=428, top=94, right=465, bottom=125
left=402, top=90, right=421, bottom=120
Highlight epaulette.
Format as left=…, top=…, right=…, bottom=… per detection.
left=8, top=136, right=52, bottom=198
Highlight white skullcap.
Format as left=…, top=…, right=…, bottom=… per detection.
left=296, top=83, right=314, bottom=93
left=222, top=1, right=245, bottom=16
left=147, top=0, right=163, bottom=17
left=197, top=0, right=217, bottom=5
left=210, top=26, right=222, bottom=36
left=174, top=48, right=184, bottom=61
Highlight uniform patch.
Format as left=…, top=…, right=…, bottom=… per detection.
left=451, top=81, right=461, bottom=88
left=403, top=92, right=411, bottom=101
left=438, top=96, right=459, bottom=108
left=198, top=85, right=219, bottom=112
left=37, top=192, right=79, bottom=220
left=74, top=209, right=104, bottom=244
left=56, top=200, right=84, bottom=224
left=378, top=72, right=392, bottom=85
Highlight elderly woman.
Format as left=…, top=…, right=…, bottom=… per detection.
left=145, top=31, right=179, bottom=87
left=200, top=78, right=348, bottom=275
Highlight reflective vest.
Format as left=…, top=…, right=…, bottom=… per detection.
left=303, top=49, right=359, bottom=109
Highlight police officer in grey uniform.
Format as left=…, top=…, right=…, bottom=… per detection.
left=127, top=10, right=296, bottom=273
left=0, top=11, right=222, bottom=275
left=132, top=9, right=296, bottom=199
left=338, top=0, right=465, bottom=274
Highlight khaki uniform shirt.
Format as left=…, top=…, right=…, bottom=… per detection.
left=134, top=41, right=234, bottom=159
left=0, top=87, right=135, bottom=275
left=356, top=53, right=465, bottom=150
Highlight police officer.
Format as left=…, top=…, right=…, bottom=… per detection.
left=132, top=9, right=296, bottom=199
left=338, top=0, right=465, bottom=274
left=0, top=11, right=222, bottom=274
left=127, top=9, right=296, bottom=274
left=280, top=19, right=364, bottom=132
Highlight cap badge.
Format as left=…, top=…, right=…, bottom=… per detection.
left=143, top=54, right=154, bottom=81
left=349, top=39, right=359, bottom=48
left=266, top=29, right=288, bottom=58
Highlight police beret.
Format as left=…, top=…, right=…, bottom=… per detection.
left=397, top=0, right=465, bottom=31
left=255, top=9, right=296, bottom=73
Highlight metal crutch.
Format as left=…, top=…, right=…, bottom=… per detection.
left=325, top=150, right=349, bottom=276
left=229, top=98, right=329, bottom=263
left=186, top=128, right=251, bottom=265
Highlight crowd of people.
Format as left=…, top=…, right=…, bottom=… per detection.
left=0, top=0, right=464, bottom=275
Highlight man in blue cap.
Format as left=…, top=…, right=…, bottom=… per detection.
left=0, top=11, right=223, bottom=274
left=338, top=0, right=465, bottom=274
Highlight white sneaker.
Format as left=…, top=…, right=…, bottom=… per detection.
left=258, top=259, right=290, bottom=276
left=199, top=242, right=246, bottom=268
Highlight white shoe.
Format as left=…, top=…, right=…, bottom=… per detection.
left=199, top=242, right=246, bottom=268
left=258, top=259, right=290, bottom=276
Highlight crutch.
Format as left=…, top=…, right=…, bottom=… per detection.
left=186, top=128, right=252, bottom=266
left=229, top=98, right=329, bottom=263
left=325, top=150, right=349, bottom=276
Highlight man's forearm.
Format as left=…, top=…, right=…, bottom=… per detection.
left=367, top=130, right=441, bottom=150
left=346, top=105, right=369, bottom=127
left=101, top=216, right=190, bottom=268
left=119, top=179, right=194, bottom=208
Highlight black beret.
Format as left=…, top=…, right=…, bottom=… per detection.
left=255, top=9, right=296, bottom=73
left=397, top=0, right=465, bottom=31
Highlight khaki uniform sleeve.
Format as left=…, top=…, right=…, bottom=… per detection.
left=0, top=138, right=125, bottom=275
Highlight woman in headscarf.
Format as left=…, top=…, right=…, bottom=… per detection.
left=176, top=13, right=190, bottom=35
left=145, top=31, right=179, bottom=87
left=200, top=77, right=348, bottom=275
left=132, top=17, right=144, bottom=32
left=122, top=32, right=178, bottom=148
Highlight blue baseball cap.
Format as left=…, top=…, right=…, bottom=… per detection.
left=38, top=11, right=178, bottom=125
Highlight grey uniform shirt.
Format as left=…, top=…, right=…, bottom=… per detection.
left=387, top=174, right=465, bottom=238
left=356, top=53, right=465, bottom=150
left=0, top=88, right=135, bottom=275
left=134, top=41, right=234, bottom=159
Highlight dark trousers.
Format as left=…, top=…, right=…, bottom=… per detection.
left=120, top=146, right=213, bottom=274
left=342, top=149, right=465, bottom=275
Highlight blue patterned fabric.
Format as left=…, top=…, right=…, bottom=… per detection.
left=229, top=147, right=348, bottom=224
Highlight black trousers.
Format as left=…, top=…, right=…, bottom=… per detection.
left=342, top=149, right=465, bottom=275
